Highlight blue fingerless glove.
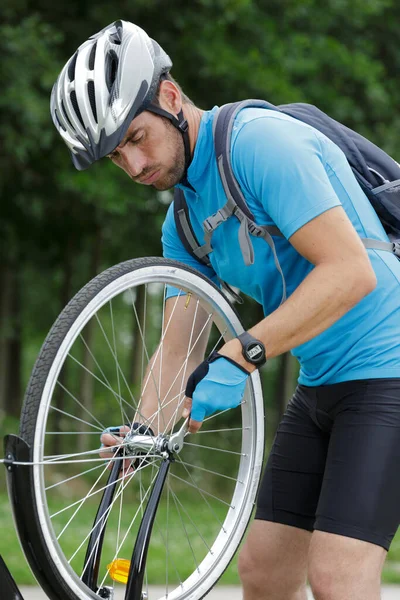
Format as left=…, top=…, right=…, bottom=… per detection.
left=185, top=351, right=250, bottom=422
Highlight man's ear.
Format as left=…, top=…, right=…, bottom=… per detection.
left=158, top=80, right=182, bottom=116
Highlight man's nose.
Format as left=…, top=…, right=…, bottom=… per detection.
left=119, top=146, right=146, bottom=178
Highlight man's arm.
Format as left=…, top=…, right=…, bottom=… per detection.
left=219, top=205, right=377, bottom=372
left=133, top=293, right=212, bottom=434
left=100, top=292, right=211, bottom=462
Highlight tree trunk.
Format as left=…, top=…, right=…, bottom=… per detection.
left=0, top=262, right=13, bottom=414
left=0, top=261, right=22, bottom=418
left=52, top=240, right=74, bottom=456
left=78, top=226, right=102, bottom=453
left=130, top=283, right=146, bottom=394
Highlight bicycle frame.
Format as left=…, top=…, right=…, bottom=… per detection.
left=0, top=554, right=25, bottom=600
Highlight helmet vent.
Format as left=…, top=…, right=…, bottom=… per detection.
left=70, top=90, right=85, bottom=129
left=67, top=52, right=78, bottom=82
left=87, top=81, right=98, bottom=123
left=54, top=109, right=66, bottom=131
left=105, top=50, right=119, bottom=93
left=109, top=32, right=122, bottom=45
left=61, top=99, right=75, bottom=131
left=109, top=21, right=122, bottom=45
left=88, top=41, right=97, bottom=70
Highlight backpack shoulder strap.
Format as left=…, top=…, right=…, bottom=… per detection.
left=173, top=188, right=213, bottom=267
left=173, top=187, right=245, bottom=303
left=212, top=100, right=287, bottom=302
left=213, top=99, right=279, bottom=221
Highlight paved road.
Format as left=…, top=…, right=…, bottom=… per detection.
left=18, top=585, right=400, bottom=599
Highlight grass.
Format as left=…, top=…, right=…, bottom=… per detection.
left=0, top=488, right=399, bottom=588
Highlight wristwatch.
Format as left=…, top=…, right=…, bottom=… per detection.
left=237, top=332, right=267, bottom=367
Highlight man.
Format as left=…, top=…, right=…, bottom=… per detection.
left=51, top=20, right=400, bottom=600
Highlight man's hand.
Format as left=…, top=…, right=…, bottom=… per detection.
left=182, top=351, right=250, bottom=433
left=99, top=425, right=133, bottom=475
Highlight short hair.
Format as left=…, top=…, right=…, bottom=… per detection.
left=155, top=72, right=194, bottom=106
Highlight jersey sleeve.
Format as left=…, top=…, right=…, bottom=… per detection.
left=162, top=202, right=220, bottom=299
left=231, top=114, right=342, bottom=239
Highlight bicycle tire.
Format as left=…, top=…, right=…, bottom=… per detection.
left=19, top=257, right=265, bottom=600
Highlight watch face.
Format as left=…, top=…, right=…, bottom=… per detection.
left=246, top=342, right=265, bottom=363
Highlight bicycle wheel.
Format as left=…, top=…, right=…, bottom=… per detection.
left=19, top=257, right=264, bottom=600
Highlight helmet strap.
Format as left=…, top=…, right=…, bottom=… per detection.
left=146, top=104, right=192, bottom=178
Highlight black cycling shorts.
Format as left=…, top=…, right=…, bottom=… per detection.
left=255, top=378, right=400, bottom=550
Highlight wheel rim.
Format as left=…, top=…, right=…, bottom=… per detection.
left=29, top=263, right=264, bottom=600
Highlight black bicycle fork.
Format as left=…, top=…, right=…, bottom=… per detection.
left=3, top=434, right=172, bottom=600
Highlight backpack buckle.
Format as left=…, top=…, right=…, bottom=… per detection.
left=203, top=210, right=228, bottom=233
left=248, top=222, right=259, bottom=235
left=393, top=241, right=400, bottom=258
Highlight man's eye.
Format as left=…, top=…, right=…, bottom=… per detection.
left=130, top=135, right=143, bottom=144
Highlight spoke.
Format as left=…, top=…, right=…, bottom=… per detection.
left=178, top=461, right=242, bottom=483
left=169, top=481, right=200, bottom=573
left=160, top=315, right=214, bottom=431
left=90, top=305, right=156, bottom=432
left=55, top=454, right=114, bottom=538
left=141, top=284, right=147, bottom=402
left=44, top=446, right=115, bottom=463
left=157, top=285, right=167, bottom=435
left=56, top=381, right=107, bottom=431
left=166, top=467, right=169, bottom=595
left=132, top=290, right=184, bottom=429
left=49, top=406, right=104, bottom=431
left=75, top=465, right=139, bottom=572
left=18, top=456, right=158, bottom=467
left=44, top=434, right=131, bottom=463
left=109, top=299, right=127, bottom=433
left=52, top=458, right=158, bottom=521
left=151, top=509, right=182, bottom=587
left=143, top=311, right=215, bottom=435
left=45, top=463, right=105, bottom=491
left=183, top=442, right=244, bottom=456
left=79, top=330, right=131, bottom=427
left=195, top=427, right=245, bottom=434
left=67, top=353, right=134, bottom=415
left=76, top=442, right=158, bottom=577
left=202, top=403, right=245, bottom=423
left=168, top=482, right=213, bottom=553
left=174, top=459, right=227, bottom=530
left=94, top=312, right=154, bottom=427
left=137, top=476, right=183, bottom=591
left=45, top=431, right=101, bottom=435
left=115, top=473, right=124, bottom=584
left=168, top=472, right=233, bottom=508
left=109, top=296, right=128, bottom=565
left=167, top=297, right=200, bottom=436
left=96, top=468, right=160, bottom=590
left=139, top=472, right=149, bottom=596
left=209, top=328, right=227, bottom=354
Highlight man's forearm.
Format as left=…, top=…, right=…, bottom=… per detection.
left=220, top=261, right=376, bottom=369
left=134, top=345, right=202, bottom=434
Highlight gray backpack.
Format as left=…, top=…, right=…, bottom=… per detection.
left=174, top=100, right=400, bottom=302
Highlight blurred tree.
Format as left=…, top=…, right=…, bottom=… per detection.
left=0, top=0, right=399, bottom=428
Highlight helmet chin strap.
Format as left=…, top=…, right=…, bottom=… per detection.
left=146, top=104, right=192, bottom=182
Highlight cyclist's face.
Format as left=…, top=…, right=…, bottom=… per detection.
left=107, top=110, right=185, bottom=190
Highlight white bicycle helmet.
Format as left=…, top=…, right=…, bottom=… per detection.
left=51, top=20, right=190, bottom=170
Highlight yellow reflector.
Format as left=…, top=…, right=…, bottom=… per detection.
left=107, top=558, right=131, bottom=584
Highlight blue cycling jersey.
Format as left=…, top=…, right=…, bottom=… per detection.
left=162, top=106, right=400, bottom=386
